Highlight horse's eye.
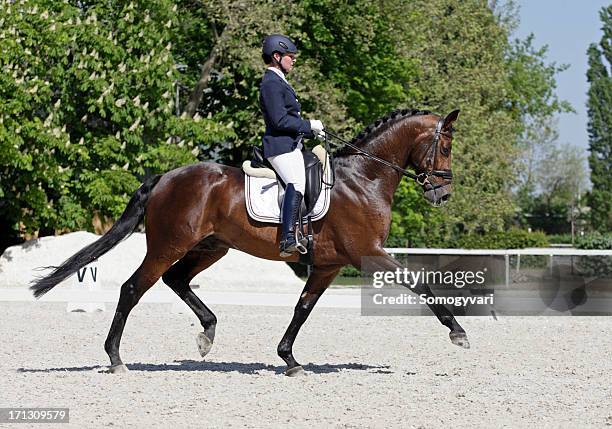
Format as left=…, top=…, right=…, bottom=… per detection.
left=441, top=146, right=450, bottom=156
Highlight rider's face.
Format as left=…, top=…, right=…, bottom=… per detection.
left=275, top=53, right=296, bottom=73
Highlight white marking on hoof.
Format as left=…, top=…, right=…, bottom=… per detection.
left=450, top=332, right=470, bottom=349
left=107, top=364, right=129, bottom=374
left=196, top=332, right=213, bottom=357
left=284, top=366, right=306, bottom=377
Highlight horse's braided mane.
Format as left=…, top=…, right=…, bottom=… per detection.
left=335, top=108, right=431, bottom=157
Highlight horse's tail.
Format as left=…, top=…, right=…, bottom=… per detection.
left=30, top=174, right=163, bottom=299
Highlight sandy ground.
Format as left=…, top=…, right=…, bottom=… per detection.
left=1, top=302, right=611, bottom=428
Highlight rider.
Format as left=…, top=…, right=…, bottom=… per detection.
left=260, top=34, right=325, bottom=257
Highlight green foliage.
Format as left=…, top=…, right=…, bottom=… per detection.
left=575, top=233, right=612, bottom=250
left=409, top=2, right=518, bottom=234
left=386, top=180, right=446, bottom=248
left=299, top=0, right=421, bottom=124
left=0, top=0, right=231, bottom=238
left=375, top=0, right=568, bottom=245
left=547, top=234, right=574, bottom=245
left=586, top=6, right=612, bottom=233
left=508, top=34, right=589, bottom=237
left=339, top=265, right=361, bottom=278
left=575, top=233, right=612, bottom=276
left=452, top=229, right=549, bottom=249
left=514, top=114, right=587, bottom=234
left=506, top=36, right=572, bottom=123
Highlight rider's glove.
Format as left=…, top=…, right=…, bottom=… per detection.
left=309, top=119, right=325, bottom=140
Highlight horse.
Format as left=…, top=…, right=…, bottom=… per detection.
left=30, top=108, right=467, bottom=376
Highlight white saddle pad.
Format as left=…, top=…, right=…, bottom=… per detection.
left=244, top=159, right=333, bottom=224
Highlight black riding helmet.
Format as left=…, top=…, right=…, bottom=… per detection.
left=262, top=34, right=298, bottom=57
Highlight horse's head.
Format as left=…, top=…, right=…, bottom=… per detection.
left=410, top=110, right=459, bottom=207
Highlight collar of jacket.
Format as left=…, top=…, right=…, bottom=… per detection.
left=266, top=66, right=288, bottom=84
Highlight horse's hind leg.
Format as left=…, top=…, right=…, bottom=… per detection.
left=278, top=265, right=342, bottom=376
left=104, top=257, right=171, bottom=374
left=161, top=246, right=229, bottom=358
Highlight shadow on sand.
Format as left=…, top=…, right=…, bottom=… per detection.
left=17, top=360, right=392, bottom=375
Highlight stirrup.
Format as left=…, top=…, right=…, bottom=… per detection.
left=293, top=228, right=308, bottom=255
left=279, top=233, right=308, bottom=257
left=295, top=237, right=308, bottom=255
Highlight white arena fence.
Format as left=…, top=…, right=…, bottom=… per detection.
left=385, top=247, right=612, bottom=288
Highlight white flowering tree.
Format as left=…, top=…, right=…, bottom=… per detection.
left=0, top=0, right=232, bottom=240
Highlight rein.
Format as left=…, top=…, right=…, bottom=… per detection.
left=323, top=116, right=453, bottom=186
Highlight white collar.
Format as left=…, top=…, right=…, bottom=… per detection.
left=267, top=66, right=288, bottom=84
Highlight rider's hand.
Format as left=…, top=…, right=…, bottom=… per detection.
left=309, top=119, right=325, bottom=140
left=314, top=131, right=326, bottom=141
left=310, top=119, right=324, bottom=134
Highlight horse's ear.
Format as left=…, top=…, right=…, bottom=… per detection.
left=442, top=109, right=460, bottom=130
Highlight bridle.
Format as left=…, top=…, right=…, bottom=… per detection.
left=323, top=115, right=453, bottom=186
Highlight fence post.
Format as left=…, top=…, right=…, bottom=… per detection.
left=505, top=253, right=510, bottom=288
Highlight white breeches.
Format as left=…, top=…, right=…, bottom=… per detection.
left=267, top=145, right=305, bottom=194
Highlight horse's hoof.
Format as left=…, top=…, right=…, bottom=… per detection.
left=450, top=332, right=470, bottom=349
left=284, top=366, right=306, bottom=377
left=108, top=364, right=129, bottom=374
left=196, top=332, right=213, bottom=357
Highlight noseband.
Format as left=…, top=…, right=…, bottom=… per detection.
left=324, top=116, right=453, bottom=186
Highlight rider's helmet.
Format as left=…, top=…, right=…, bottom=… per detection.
left=262, top=34, right=297, bottom=61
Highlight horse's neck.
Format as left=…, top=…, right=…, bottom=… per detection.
left=355, top=116, right=419, bottom=172
left=335, top=129, right=417, bottom=206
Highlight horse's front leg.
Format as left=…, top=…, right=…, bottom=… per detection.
left=278, top=265, right=342, bottom=376
left=365, top=249, right=470, bottom=349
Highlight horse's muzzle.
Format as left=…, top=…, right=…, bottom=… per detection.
left=424, top=183, right=452, bottom=207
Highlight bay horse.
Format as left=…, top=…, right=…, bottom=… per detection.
left=31, top=108, right=468, bottom=376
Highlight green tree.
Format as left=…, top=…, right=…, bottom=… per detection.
left=298, top=0, right=422, bottom=125
left=0, top=0, right=231, bottom=244
left=522, top=140, right=587, bottom=234
left=586, top=5, right=612, bottom=233
left=515, top=117, right=559, bottom=213
left=383, top=0, right=569, bottom=243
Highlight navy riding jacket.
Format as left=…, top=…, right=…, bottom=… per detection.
left=259, top=69, right=314, bottom=158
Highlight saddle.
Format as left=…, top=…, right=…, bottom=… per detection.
left=242, top=145, right=333, bottom=266
left=243, top=145, right=327, bottom=215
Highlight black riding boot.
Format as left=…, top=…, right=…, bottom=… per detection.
left=279, top=184, right=306, bottom=257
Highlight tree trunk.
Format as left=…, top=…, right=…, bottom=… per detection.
left=183, top=50, right=218, bottom=118
left=183, top=22, right=231, bottom=118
